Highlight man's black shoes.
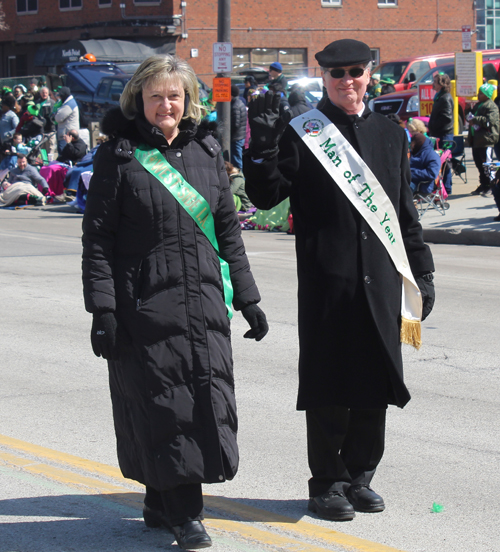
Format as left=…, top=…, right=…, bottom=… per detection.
left=308, top=490, right=355, bottom=521
left=346, top=484, right=385, bottom=513
left=171, top=520, right=212, bottom=549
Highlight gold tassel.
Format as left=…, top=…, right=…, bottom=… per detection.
left=400, top=318, right=422, bottom=350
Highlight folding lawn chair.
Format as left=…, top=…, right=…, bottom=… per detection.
left=413, top=149, right=451, bottom=219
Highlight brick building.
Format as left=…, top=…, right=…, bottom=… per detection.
left=0, top=0, right=483, bottom=80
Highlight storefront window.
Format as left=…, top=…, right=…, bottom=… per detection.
left=232, top=48, right=306, bottom=76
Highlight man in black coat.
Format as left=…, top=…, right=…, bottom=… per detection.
left=58, top=129, right=88, bottom=165
left=244, top=39, right=435, bottom=522
left=230, top=84, right=247, bottom=169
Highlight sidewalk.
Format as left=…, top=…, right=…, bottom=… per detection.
left=419, top=148, right=500, bottom=247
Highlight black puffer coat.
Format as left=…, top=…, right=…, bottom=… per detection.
left=82, top=108, right=261, bottom=490
left=244, top=102, right=434, bottom=411
left=231, top=96, right=247, bottom=141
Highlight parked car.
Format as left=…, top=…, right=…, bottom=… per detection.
left=369, top=56, right=500, bottom=130
left=372, top=49, right=500, bottom=93
left=372, top=53, right=454, bottom=92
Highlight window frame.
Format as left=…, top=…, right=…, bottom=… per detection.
left=321, top=0, right=342, bottom=7
left=133, top=0, right=161, bottom=5
left=98, top=0, right=112, bottom=6
left=378, top=0, right=398, bottom=7
left=17, top=0, right=38, bottom=15
left=59, top=0, right=83, bottom=11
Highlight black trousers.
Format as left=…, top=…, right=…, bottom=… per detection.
left=145, top=484, right=204, bottom=526
left=472, top=147, right=491, bottom=190
left=306, top=405, right=386, bottom=497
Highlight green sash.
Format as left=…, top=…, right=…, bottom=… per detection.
left=134, top=145, right=234, bottom=319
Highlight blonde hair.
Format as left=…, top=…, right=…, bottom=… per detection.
left=406, top=118, right=427, bottom=135
left=120, top=55, right=203, bottom=123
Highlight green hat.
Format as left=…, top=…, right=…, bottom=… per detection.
left=27, top=104, right=40, bottom=117
left=479, top=83, right=496, bottom=99
left=380, top=77, right=395, bottom=85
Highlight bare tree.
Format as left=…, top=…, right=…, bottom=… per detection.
left=0, top=2, right=9, bottom=31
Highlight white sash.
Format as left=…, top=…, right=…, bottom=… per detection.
left=290, top=109, right=423, bottom=349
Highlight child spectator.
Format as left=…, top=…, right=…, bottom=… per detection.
left=0, top=132, right=24, bottom=171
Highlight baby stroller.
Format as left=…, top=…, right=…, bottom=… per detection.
left=413, top=148, right=451, bottom=219
left=27, top=132, right=56, bottom=168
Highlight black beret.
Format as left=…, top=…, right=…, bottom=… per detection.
left=315, top=39, right=372, bottom=68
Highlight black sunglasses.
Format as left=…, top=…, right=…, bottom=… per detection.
left=326, top=67, right=367, bottom=79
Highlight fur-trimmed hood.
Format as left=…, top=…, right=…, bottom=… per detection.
left=100, top=107, right=220, bottom=159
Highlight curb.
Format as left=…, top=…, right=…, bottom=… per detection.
left=423, top=227, right=500, bottom=247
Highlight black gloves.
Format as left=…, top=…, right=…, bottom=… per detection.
left=248, top=91, right=291, bottom=159
left=91, top=312, right=120, bottom=360
left=241, top=304, right=269, bottom=341
left=415, top=273, right=435, bottom=322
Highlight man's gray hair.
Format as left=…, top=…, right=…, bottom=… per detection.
left=120, top=55, right=203, bottom=123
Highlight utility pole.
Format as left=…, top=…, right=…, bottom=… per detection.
left=217, top=0, right=231, bottom=160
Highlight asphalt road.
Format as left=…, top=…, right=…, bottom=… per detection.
left=0, top=208, right=499, bottom=552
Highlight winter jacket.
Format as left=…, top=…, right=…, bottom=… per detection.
left=410, top=136, right=441, bottom=187
left=55, top=95, right=79, bottom=140
left=82, top=108, right=261, bottom=491
left=229, top=173, right=253, bottom=210
left=59, top=137, right=88, bottom=165
left=37, top=98, right=56, bottom=133
left=231, top=96, right=247, bottom=142
left=0, top=109, right=19, bottom=143
left=288, top=90, right=312, bottom=119
left=9, top=163, right=49, bottom=191
left=244, top=101, right=434, bottom=411
left=268, top=73, right=288, bottom=91
left=468, top=98, right=500, bottom=149
left=428, top=90, right=454, bottom=139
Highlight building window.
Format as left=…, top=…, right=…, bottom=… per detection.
left=476, top=0, right=500, bottom=49
left=233, top=48, right=307, bottom=76
left=134, top=0, right=161, bottom=4
left=17, top=0, right=38, bottom=13
left=378, top=0, right=397, bottom=6
left=60, top=0, right=83, bottom=8
left=99, top=0, right=111, bottom=5
left=321, top=0, right=342, bottom=6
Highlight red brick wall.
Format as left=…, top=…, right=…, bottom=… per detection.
left=4, top=0, right=176, bottom=34
left=177, top=0, right=475, bottom=78
left=0, top=0, right=477, bottom=78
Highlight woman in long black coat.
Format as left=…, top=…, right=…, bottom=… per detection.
left=82, top=55, right=268, bottom=550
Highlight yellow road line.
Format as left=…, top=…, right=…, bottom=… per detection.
left=207, top=496, right=406, bottom=552
left=0, top=433, right=408, bottom=552
left=0, top=433, right=130, bottom=482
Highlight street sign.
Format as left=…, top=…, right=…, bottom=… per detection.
left=213, top=42, right=233, bottom=74
left=462, top=25, right=472, bottom=52
left=418, top=84, right=435, bottom=117
left=212, top=77, right=231, bottom=102
left=455, top=51, right=482, bottom=98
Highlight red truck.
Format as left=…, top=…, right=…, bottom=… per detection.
left=369, top=52, right=500, bottom=129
